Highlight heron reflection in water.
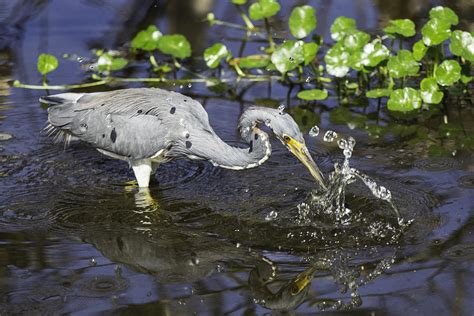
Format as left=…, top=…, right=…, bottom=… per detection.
left=41, top=88, right=326, bottom=190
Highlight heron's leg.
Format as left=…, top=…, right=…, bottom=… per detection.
left=131, top=159, right=152, bottom=188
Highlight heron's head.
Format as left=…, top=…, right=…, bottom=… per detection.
left=242, top=106, right=326, bottom=189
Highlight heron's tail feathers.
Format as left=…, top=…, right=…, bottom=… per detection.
left=39, top=93, right=84, bottom=105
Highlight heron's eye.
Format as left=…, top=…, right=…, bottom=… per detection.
left=283, top=135, right=291, bottom=142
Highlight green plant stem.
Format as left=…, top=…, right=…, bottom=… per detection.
left=264, top=18, right=275, bottom=52
left=149, top=54, right=159, bottom=68
left=235, top=5, right=255, bottom=30
left=13, top=80, right=110, bottom=90
left=211, top=19, right=253, bottom=32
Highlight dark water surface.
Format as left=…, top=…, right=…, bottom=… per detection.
left=1, top=1, right=473, bottom=315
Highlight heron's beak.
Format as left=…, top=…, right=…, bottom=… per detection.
left=289, top=264, right=318, bottom=295
left=285, top=137, right=326, bottom=190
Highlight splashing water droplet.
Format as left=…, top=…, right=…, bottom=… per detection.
left=187, top=83, right=192, bottom=88
left=265, top=210, right=278, bottom=221
left=289, top=56, right=295, bottom=62
left=323, top=130, right=338, bottom=142
left=179, top=85, right=184, bottom=89
left=278, top=104, right=286, bottom=115
left=77, top=57, right=84, bottom=63
left=309, top=125, right=320, bottom=137
left=337, top=139, right=348, bottom=149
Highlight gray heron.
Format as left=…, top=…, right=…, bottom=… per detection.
left=41, top=88, right=326, bottom=189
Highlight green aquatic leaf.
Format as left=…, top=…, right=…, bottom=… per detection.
left=449, top=30, right=474, bottom=62
left=204, top=43, right=230, bottom=68
left=131, top=25, right=161, bottom=51
left=412, top=40, right=428, bottom=61
left=297, top=89, right=328, bottom=101
left=384, top=19, right=416, bottom=37
left=387, top=50, right=420, bottom=78
left=429, top=6, right=458, bottom=26
left=37, top=54, right=58, bottom=75
left=271, top=40, right=304, bottom=74
left=435, top=60, right=461, bottom=86
left=359, top=40, right=390, bottom=67
left=230, top=54, right=270, bottom=69
left=97, top=54, right=128, bottom=72
left=366, top=88, right=391, bottom=98
left=330, top=16, right=356, bottom=41
left=302, top=42, right=319, bottom=65
left=324, top=43, right=350, bottom=77
left=343, top=30, right=370, bottom=53
left=289, top=5, right=316, bottom=39
left=420, top=77, right=444, bottom=104
left=461, top=75, right=473, bottom=84
left=232, top=0, right=247, bottom=4
left=248, top=0, right=280, bottom=20
left=421, top=18, right=451, bottom=46
left=157, top=34, right=192, bottom=59
left=387, top=88, right=422, bottom=112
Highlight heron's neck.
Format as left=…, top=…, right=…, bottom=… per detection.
left=184, top=127, right=272, bottom=170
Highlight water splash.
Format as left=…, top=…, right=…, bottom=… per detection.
left=299, top=131, right=412, bottom=228
left=309, top=125, right=319, bottom=137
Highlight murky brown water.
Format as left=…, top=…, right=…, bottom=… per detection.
left=1, top=0, right=473, bottom=314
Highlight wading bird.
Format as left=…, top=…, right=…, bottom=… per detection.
left=41, top=88, right=326, bottom=189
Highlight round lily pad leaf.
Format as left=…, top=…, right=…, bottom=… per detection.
left=37, top=54, right=58, bottom=75
left=387, top=88, right=422, bottom=112
left=330, top=16, right=356, bottom=41
left=204, top=43, right=229, bottom=68
left=387, top=50, right=420, bottom=78
left=435, top=60, right=461, bottom=86
left=297, top=89, right=328, bottom=101
left=449, top=30, right=474, bottom=62
left=98, top=53, right=128, bottom=72
left=366, top=88, right=391, bottom=98
left=131, top=25, right=161, bottom=51
left=302, top=42, right=319, bottom=65
left=422, top=18, right=451, bottom=46
left=232, top=0, right=247, bottom=4
left=271, top=40, right=304, bottom=74
left=359, top=41, right=390, bottom=67
left=343, top=31, right=370, bottom=53
left=249, top=0, right=280, bottom=21
left=384, top=19, right=416, bottom=37
left=429, top=6, right=458, bottom=26
left=420, top=77, right=444, bottom=104
left=289, top=5, right=316, bottom=39
left=324, top=43, right=350, bottom=77
left=157, top=34, right=192, bottom=59
left=230, top=54, right=270, bottom=69
left=412, top=40, right=428, bottom=61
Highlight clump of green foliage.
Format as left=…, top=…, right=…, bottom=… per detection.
left=13, top=2, right=473, bottom=153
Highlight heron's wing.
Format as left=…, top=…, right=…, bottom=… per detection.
left=42, top=88, right=213, bottom=159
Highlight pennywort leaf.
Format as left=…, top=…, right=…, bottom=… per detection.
left=420, top=77, right=444, bottom=104
left=324, top=43, right=350, bottom=77
left=289, top=5, right=317, bottom=39
left=422, top=18, right=451, bottom=46
left=157, top=34, right=192, bottom=59
left=131, top=25, right=161, bottom=51
left=302, top=42, right=319, bottom=65
left=412, top=40, right=428, bottom=61
left=297, top=89, right=328, bottom=100
left=449, top=30, right=474, bottom=62
left=366, top=88, right=391, bottom=98
left=204, top=43, right=230, bottom=68
left=271, top=40, right=304, bottom=74
left=387, top=88, right=422, bottom=112
left=387, top=50, right=420, bottom=78
left=229, top=54, right=270, bottom=69
left=429, top=6, right=458, bottom=26
left=435, top=60, right=461, bottom=86
left=249, top=0, right=280, bottom=20
left=330, top=16, right=356, bottom=41
left=384, top=19, right=416, bottom=37
left=37, top=54, right=58, bottom=75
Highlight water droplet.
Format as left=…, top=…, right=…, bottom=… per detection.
left=323, top=130, right=338, bottom=142
left=309, top=125, right=319, bottom=137
left=187, top=83, right=192, bottom=88
left=289, top=56, right=295, bottom=62
left=278, top=104, right=286, bottom=114
left=305, top=76, right=311, bottom=83
left=337, top=138, right=348, bottom=149
left=179, top=85, right=183, bottom=89
left=347, top=136, right=356, bottom=149
left=265, top=210, right=278, bottom=221
left=77, top=57, right=84, bottom=63
left=236, top=243, right=241, bottom=248
left=89, top=258, right=96, bottom=266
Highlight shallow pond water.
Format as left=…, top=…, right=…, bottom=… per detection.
left=1, top=0, right=473, bottom=315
